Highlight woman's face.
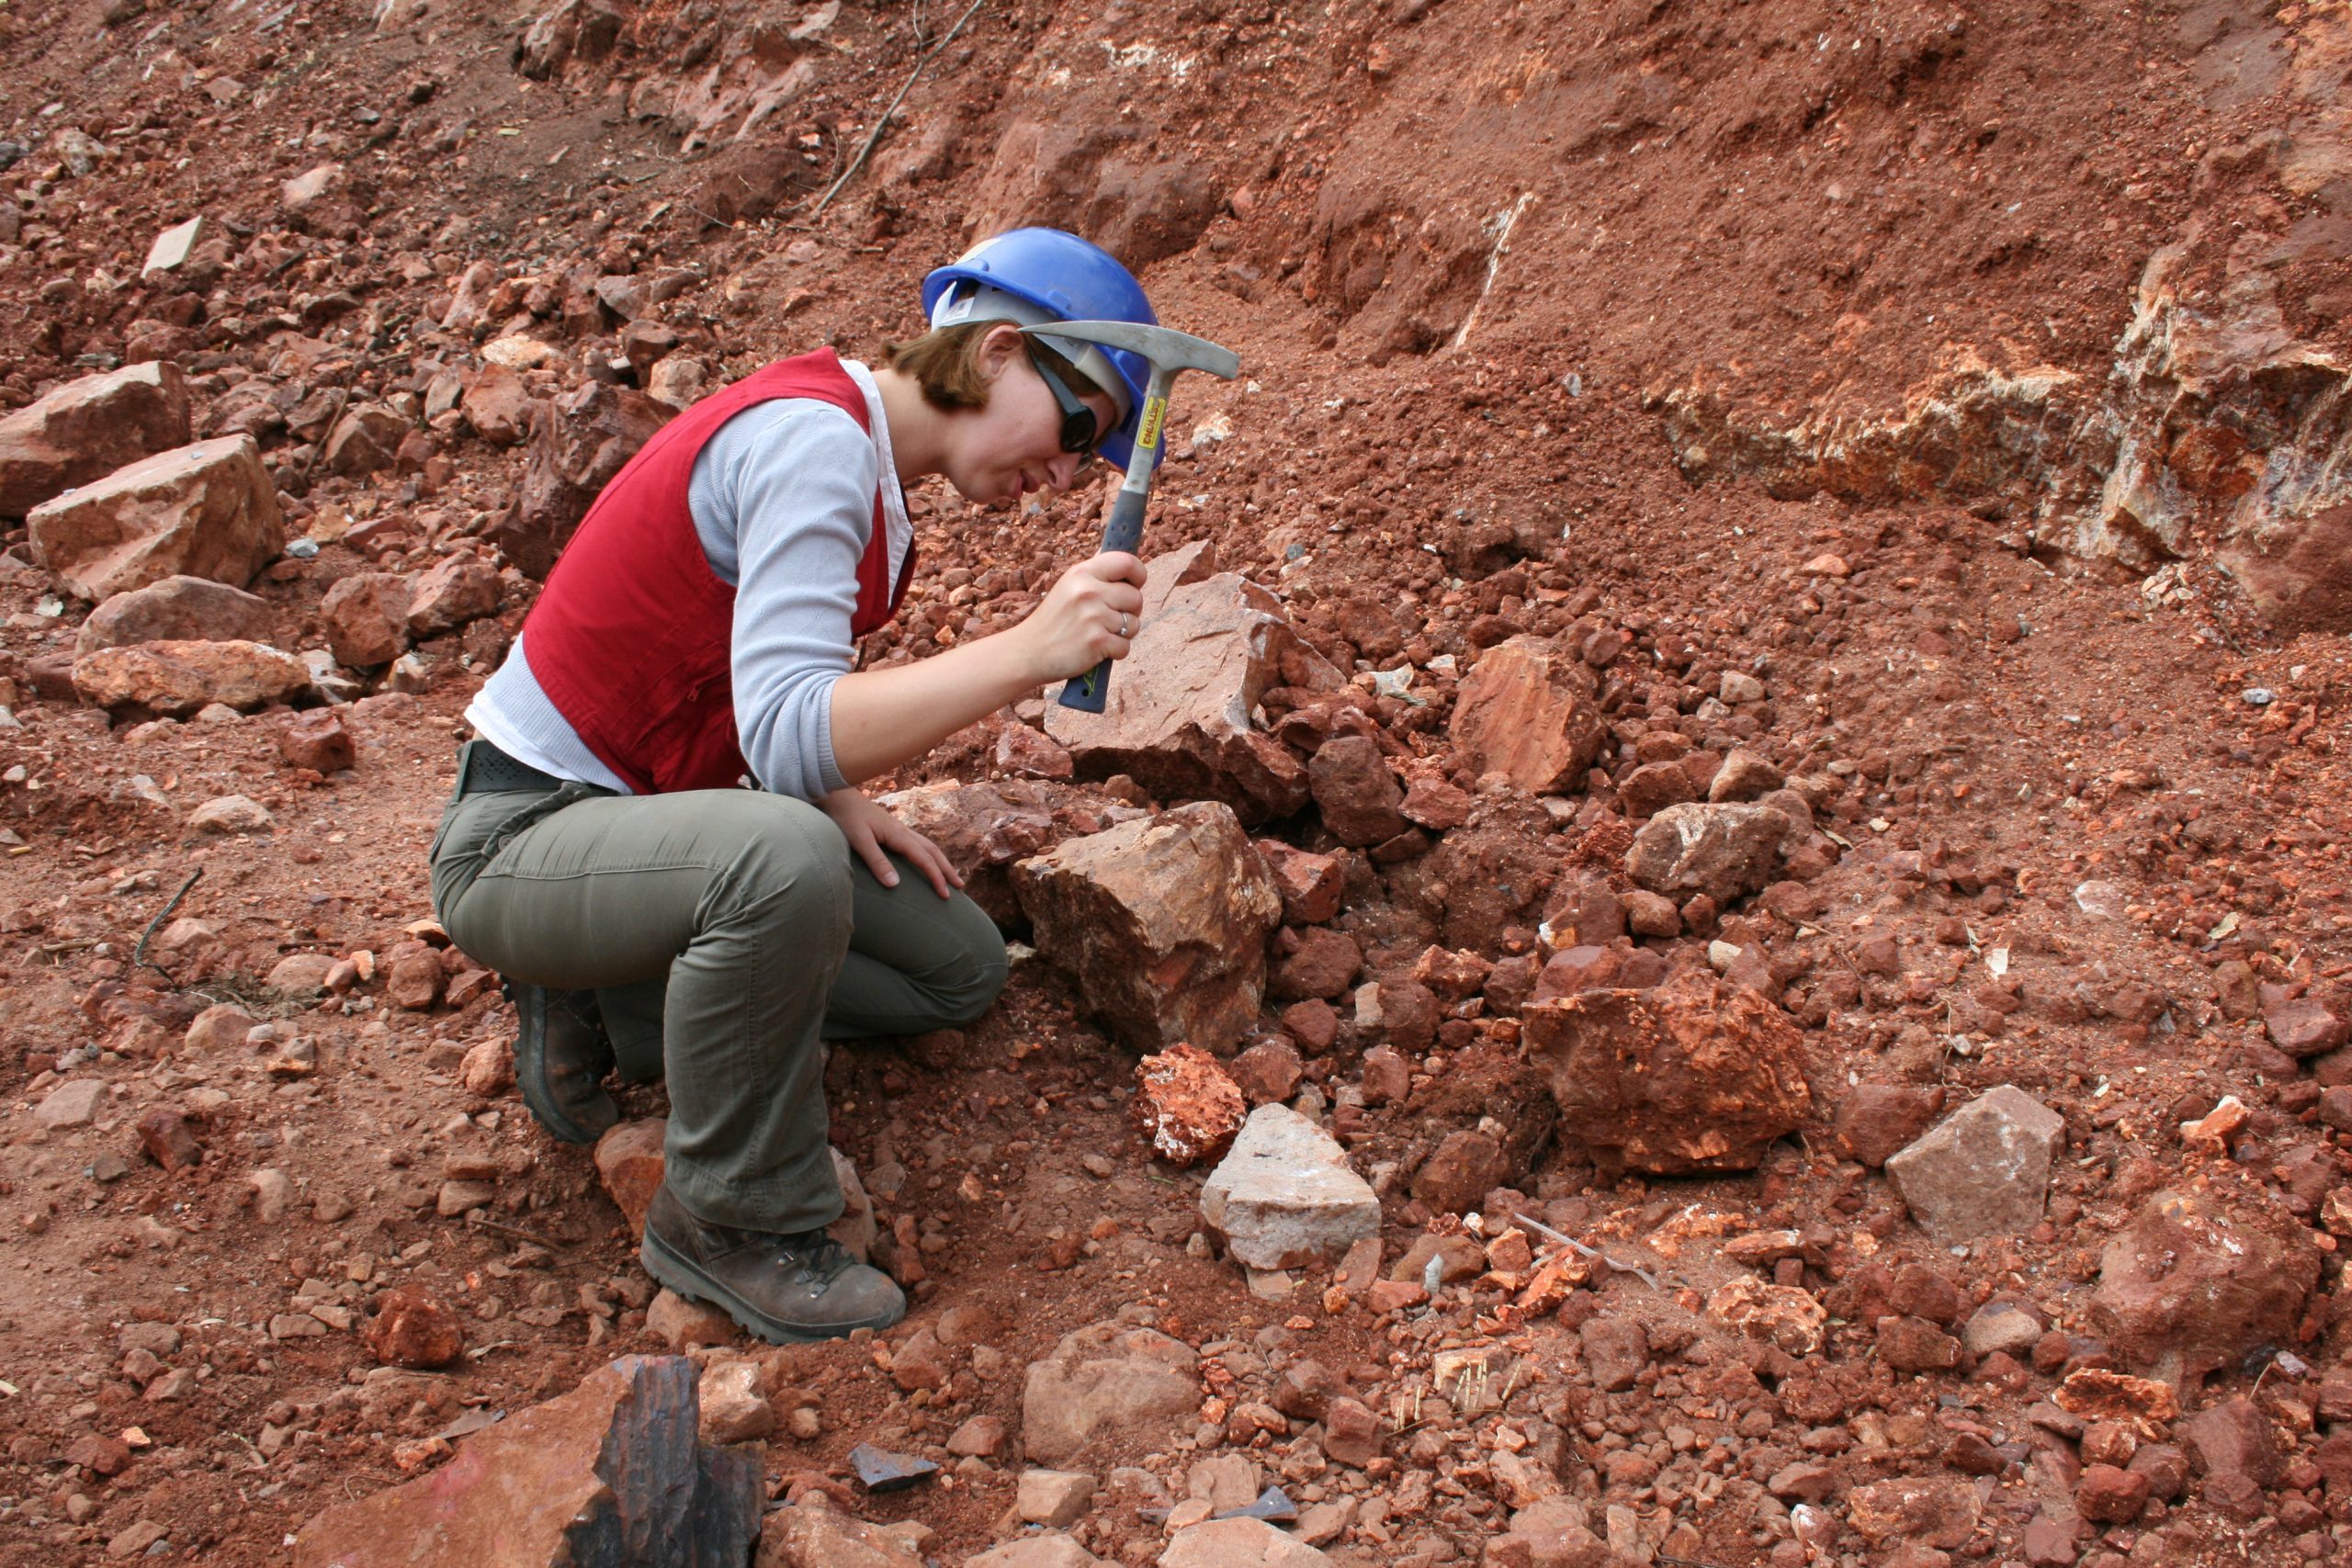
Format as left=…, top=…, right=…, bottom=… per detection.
left=942, top=327, right=1121, bottom=508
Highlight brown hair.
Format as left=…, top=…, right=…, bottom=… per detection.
left=881, top=321, right=1107, bottom=412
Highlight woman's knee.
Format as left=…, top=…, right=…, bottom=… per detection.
left=703, top=794, right=854, bottom=929
left=931, top=899, right=1010, bottom=1022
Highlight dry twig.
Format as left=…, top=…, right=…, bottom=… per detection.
left=133, top=867, right=203, bottom=984
left=811, top=0, right=986, bottom=218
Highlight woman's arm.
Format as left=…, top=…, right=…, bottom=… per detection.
left=826, top=550, right=1146, bottom=784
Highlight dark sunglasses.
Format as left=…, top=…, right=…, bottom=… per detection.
left=1025, top=344, right=1103, bottom=460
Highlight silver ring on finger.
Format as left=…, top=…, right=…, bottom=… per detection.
left=1120, top=614, right=1131, bottom=639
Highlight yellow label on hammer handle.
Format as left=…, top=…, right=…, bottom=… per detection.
left=1137, top=394, right=1166, bottom=455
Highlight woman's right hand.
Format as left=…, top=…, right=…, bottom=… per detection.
left=1018, top=552, right=1148, bottom=684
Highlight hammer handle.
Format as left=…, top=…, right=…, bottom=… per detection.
left=1056, top=485, right=1151, bottom=714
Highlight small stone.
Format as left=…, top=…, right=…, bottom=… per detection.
left=35, top=1078, right=107, bottom=1129
left=134, top=1107, right=203, bottom=1171
left=696, top=1359, right=775, bottom=1443
left=945, top=1415, right=1006, bottom=1457
left=1579, top=1315, right=1647, bottom=1392
left=2093, top=1188, right=2323, bottom=1380
left=365, top=1287, right=464, bottom=1369
left=1961, top=1301, right=2043, bottom=1359
left=1833, top=1083, right=1947, bottom=1168
left=278, top=710, right=356, bottom=773
left=28, top=431, right=277, bottom=598
left=1133, top=1044, right=1247, bottom=1168
left=1018, top=1468, right=1097, bottom=1527
left=646, top=1290, right=736, bottom=1350
left=1228, top=1038, right=1304, bottom=1105
left=1883, top=1085, right=2064, bottom=1246
left=1021, top=1322, right=1200, bottom=1466
left=1199, top=1103, right=1380, bottom=1269
left=850, top=1441, right=937, bottom=1493
left=2076, top=1463, right=2150, bottom=1524
left=1845, top=1476, right=1980, bottom=1551
left=190, top=793, right=274, bottom=834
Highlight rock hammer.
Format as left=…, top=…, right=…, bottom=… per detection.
left=1023, top=320, right=1240, bottom=714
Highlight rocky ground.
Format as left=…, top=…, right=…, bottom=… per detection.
left=5, top=0, right=2352, bottom=1564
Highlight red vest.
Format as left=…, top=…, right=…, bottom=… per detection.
left=525, top=349, right=914, bottom=794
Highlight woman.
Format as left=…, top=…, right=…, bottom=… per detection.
left=428, top=229, right=1159, bottom=1343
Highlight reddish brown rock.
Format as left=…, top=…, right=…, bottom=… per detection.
left=1307, top=735, right=1408, bottom=846
left=76, top=575, right=275, bottom=655
left=1410, top=1130, right=1510, bottom=1215
left=73, top=638, right=310, bottom=716
left=404, top=553, right=502, bottom=637
left=1619, top=759, right=1698, bottom=818
left=1256, top=840, right=1343, bottom=925
left=1883, top=1086, right=2064, bottom=1247
left=1522, top=969, right=1811, bottom=1175
left=384, top=942, right=445, bottom=1010
left=493, top=381, right=674, bottom=578
left=1358, top=1045, right=1412, bottom=1106
left=876, top=778, right=1068, bottom=931
left=1373, top=977, right=1441, bottom=1052
left=1132, top=1044, right=1247, bottom=1168
left=1272, top=926, right=1363, bottom=1001
left=322, top=572, right=414, bottom=668
left=1707, top=748, right=1786, bottom=803
left=1529, top=943, right=1620, bottom=1004
left=1229, top=1038, right=1305, bottom=1105
left=28, top=434, right=282, bottom=600
left=324, top=402, right=408, bottom=478
left=2093, top=1187, right=2323, bottom=1379
left=2178, top=1395, right=2284, bottom=1491
left=2075, top=1464, right=2151, bottom=1524
left=1013, top=802, right=1281, bottom=1054
left=2265, top=993, right=2349, bottom=1057
left=994, top=722, right=1075, bottom=781
left=1399, top=775, right=1473, bottom=830
left=365, top=1287, right=465, bottom=1369
left=1834, top=1083, right=1948, bottom=1168
left=292, top=1356, right=760, bottom=1568
left=460, top=363, right=531, bottom=446
left=278, top=710, right=356, bottom=773
left=1322, top=1395, right=1383, bottom=1468
left=1544, top=869, right=1626, bottom=945
left=1044, top=557, right=1333, bottom=822
left=135, top=1106, right=204, bottom=1171
left=1844, top=1477, right=1981, bottom=1551
left=0, top=360, right=192, bottom=518
left=1625, top=801, right=1801, bottom=907
left=1877, top=1314, right=1962, bottom=1372
left=1411, top=945, right=1491, bottom=999
left=1706, top=1277, right=1827, bottom=1355
left=1448, top=635, right=1607, bottom=793
left=1281, top=998, right=1339, bottom=1055
left=595, top=1118, right=668, bottom=1236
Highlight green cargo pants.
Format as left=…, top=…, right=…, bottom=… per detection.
left=428, top=776, right=1006, bottom=1234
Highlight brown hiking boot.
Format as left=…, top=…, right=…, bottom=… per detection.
left=501, top=981, right=617, bottom=1145
left=639, top=1184, right=905, bottom=1344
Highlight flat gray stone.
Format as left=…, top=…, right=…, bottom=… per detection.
left=1199, top=1104, right=1379, bottom=1270
left=35, top=1078, right=107, bottom=1129
left=1884, top=1085, right=2064, bottom=1247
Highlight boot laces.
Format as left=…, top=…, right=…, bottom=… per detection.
left=777, top=1230, right=855, bottom=1290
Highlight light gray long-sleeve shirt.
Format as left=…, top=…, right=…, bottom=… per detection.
left=465, top=358, right=911, bottom=799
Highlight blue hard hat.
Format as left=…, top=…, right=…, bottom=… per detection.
left=922, top=228, right=1160, bottom=469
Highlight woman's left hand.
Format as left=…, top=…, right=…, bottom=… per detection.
left=819, top=788, right=965, bottom=898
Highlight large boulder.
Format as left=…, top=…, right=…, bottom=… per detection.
left=28, top=434, right=282, bottom=599
left=73, top=639, right=311, bottom=716
left=0, top=360, right=191, bottom=518
left=1013, top=802, right=1281, bottom=1054
left=1521, top=968, right=1811, bottom=1175
left=492, top=381, right=674, bottom=578
left=1045, top=551, right=1339, bottom=823
left=1199, top=1103, right=1380, bottom=1269
left=1448, top=635, right=1606, bottom=794
left=1021, top=1322, right=1200, bottom=1465
left=291, top=1355, right=762, bottom=1568
left=2093, top=1186, right=2324, bottom=1381
left=75, top=575, right=275, bottom=655
left=1625, top=801, right=1802, bottom=907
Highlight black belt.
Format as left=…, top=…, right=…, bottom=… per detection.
left=455, top=738, right=568, bottom=796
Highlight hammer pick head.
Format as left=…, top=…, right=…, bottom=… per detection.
left=1023, top=320, right=1240, bottom=380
